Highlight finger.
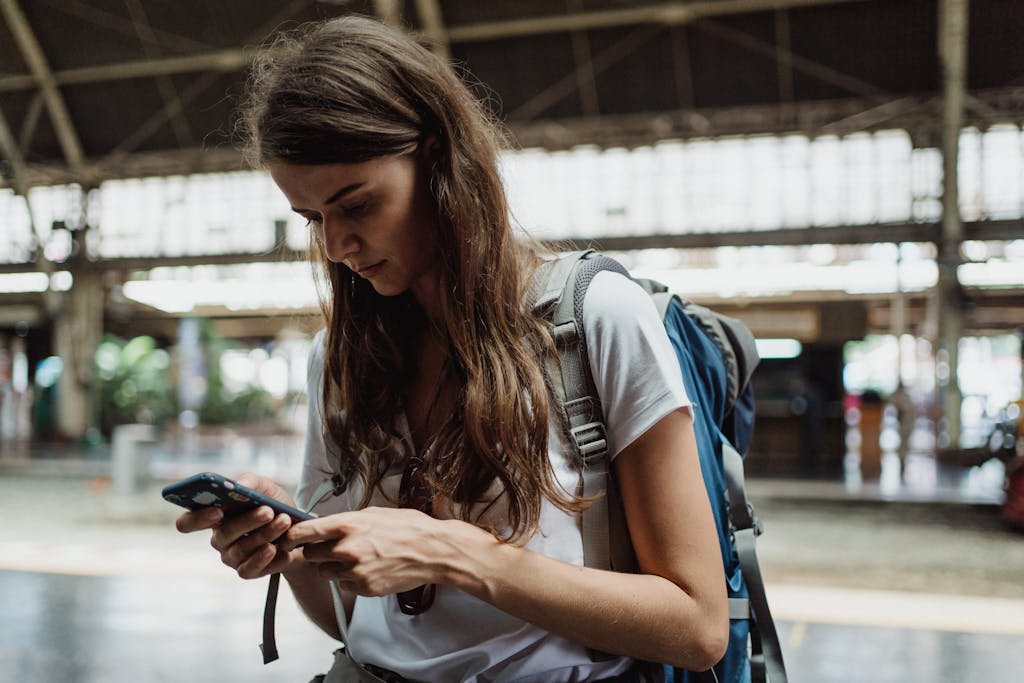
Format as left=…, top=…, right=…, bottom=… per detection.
left=301, top=539, right=352, bottom=564
left=234, top=471, right=264, bottom=490
left=211, top=506, right=276, bottom=551
left=236, top=543, right=278, bottom=579
left=264, top=547, right=300, bottom=575
left=234, top=472, right=293, bottom=504
left=221, top=513, right=293, bottom=565
left=279, top=517, right=340, bottom=552
left=175, top=507, right=223, bottom=533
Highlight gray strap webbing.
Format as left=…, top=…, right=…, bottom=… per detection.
left=534, top=250, right=594, bottom=313
left=262, top=477, right=390, bottom=682
left=649, top=291, right=675, bottom=321
left=310, top=485, right=393, bottom=683
left=728, top=597, right=750, bottom=620
left=548, top=252, right=613, bottom=572
left=723, top=443, right=788, bottom=683
left=261, top=573, right=281, bottom=663
left=262, top=477, right=353, bottom=665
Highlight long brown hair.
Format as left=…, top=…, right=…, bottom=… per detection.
left=238, top=15, right=585, bottom=541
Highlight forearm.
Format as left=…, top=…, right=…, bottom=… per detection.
left=442, top=522, right=727, bottom=671
left=283, top=561, right=348, bottom=641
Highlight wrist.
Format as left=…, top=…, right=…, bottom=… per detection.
left=438, top=519, right=517, bottom=599
left=279, top=549, right=314, bottom=582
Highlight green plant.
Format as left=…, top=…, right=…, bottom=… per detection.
left=94, top=334, right=177, bottom=434
left=197, top=322, right=276, bottom=425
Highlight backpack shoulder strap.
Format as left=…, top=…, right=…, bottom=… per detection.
left=533, top=251, right=634, bottom=573
left=722, top=441, right=788, bottom=683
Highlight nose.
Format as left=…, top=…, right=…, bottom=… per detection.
left=321, top=214, right=360, bottom=263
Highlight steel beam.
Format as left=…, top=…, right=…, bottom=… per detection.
left=0, top=105, right=45, bottom=252
left=17, top=91, right=44, bottom=154
left=510, top=24, right=661, bottom=121
left=935, top=0, right=969, bottom=447
left=2, top=218, right=1020, bottom=276
left=124, top=0, right=194, bottom=147
left=0, top=0, right=869, bottom=93
left=0, top=49, right=260, bottom=93
left=445, top=0, right=870, bottom=43
left=0, top=106, right=28, bottom=190
left=0, top=0, right=85, bottom=172
left=105, top=0, right=308, bottom=159
left=693, top=18, right=886, bottom=100
left=4, top=88, right=1023, bottom=190
left=38, top=0, right=211, bottom=53
left=556, top=219, right=1023, bottom=251
left=415, top=0, right=451, bottom=60
left=774, top=10, right=795, bottom=105
left=374, top=0, right=403, bottom=28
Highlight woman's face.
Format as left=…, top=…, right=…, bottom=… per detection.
left=270, top=153, right=442, bottom=305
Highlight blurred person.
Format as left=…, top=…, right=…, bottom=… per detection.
left=889, top=383, right=916, bottom=465
left=174, top=15, right=726, bottom=683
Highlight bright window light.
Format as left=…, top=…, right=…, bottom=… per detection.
left=756, top=338, right=803, bottom=359
left=0, top=272, right=49, bottom=293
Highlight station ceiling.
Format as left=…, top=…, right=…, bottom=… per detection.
left=1, top=0, right=1023, bottom=191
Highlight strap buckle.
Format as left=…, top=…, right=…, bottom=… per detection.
left=330, top=472, right=347, bottom=496
left=570, top=420, right=608, bottom=463
left=551, top=320, right=579, bottom=347
left=731, top=502, right=764, bottom=536
left=746, top=504, right=765, bottom=536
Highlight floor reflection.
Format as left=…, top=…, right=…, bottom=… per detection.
left=843, top=404, right=1009, bottom=503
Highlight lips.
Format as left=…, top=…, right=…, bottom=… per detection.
left=353, top=261, right=385, bottom=278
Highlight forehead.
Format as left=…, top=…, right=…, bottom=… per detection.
left=269, top=156, right=416, bottom=206
left=269, top=160, right=366, bottom=198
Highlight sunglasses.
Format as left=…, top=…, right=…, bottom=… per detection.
left=396, top=451, right=436, bottom=615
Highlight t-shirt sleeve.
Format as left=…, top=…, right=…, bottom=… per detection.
left=295, top=328, right=342, bottom=510
left=581, top=270, right=691, bottom=460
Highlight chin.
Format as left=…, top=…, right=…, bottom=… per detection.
left=368, top=281, right=406, bottom=297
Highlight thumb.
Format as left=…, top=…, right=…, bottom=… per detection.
left=235, top=472, right=292, bottom=504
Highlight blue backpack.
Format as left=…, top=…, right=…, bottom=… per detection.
left=531, top=251, right=788, bottom=683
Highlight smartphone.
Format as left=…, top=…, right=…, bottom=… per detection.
left=162, top=472, right=314, bottom=523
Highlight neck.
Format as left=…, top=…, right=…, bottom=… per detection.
left=411, top=272, right=445, bottom=328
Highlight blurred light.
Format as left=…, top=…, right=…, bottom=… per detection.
left=0, top=272, right=49, bottom=293
left=12, top=352, right=28, bottom=392
left=756, top=338, right=802, bottom=359
left=959, top=260, right=1024, bottom=287
left=50, top=271, right=73, bottom=291
left=123, top=280, right=196, bottom=313
left=259, top=356, right=289, bottom=399
left=35, top=356, right=63, bottom=388
left=122, top=268, right=318, bottom=313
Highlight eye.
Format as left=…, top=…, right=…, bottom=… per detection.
left=304, top=214, right=323, bottom=227
left=342, top=200, right=371, bottom=217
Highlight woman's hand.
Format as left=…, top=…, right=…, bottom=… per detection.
left=174, top=472, right=305, bottom=579
left=280, top=506, right=475, bottom=596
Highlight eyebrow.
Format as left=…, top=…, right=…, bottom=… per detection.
left=290, top=181, right=365, bottom=213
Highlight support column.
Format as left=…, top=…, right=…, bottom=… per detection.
left=935, top=0, right=969, bottom=449
left=54, top=267, right=103, bottom=440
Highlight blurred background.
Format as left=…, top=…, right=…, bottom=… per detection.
left=1, top=1, right=1023, bottom=681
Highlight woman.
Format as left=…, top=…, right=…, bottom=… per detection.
left=175, top=15, right=727, bottom=682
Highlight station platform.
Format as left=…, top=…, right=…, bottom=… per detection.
left=1, top=434, right=1021, bottom=682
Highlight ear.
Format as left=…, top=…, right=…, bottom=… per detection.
left=420, top=134, right=442, bottom=160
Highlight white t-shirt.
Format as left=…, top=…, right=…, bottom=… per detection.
left=296, top=270, right=690, bottom=683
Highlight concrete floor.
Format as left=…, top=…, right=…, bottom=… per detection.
left=2, top=568, right=1021, bottom=683
left=1, top=439, right=1022, bottom=682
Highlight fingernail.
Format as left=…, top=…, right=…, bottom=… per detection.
left=205, top=508, right=224, bottom=522
left=256, top=507, right=274, bottom=522
left=272, top=514, right=289, bottom=529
